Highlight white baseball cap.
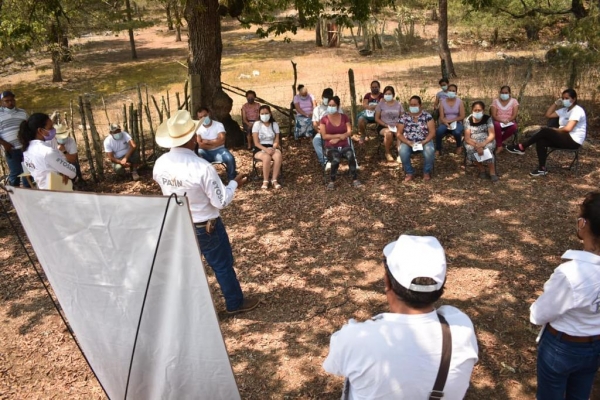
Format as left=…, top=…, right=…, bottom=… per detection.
left=383, top=235, right=447, bottom=292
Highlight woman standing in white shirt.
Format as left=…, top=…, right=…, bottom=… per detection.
left=252, top=105, right=282, bottom=190
left=530, top=192, right=600, bottom=400
left=507, top=88, right=586, bottom=176
left=18, top=113, right=76, bottom=189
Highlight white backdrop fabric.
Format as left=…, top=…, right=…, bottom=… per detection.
left=8, top=187, right=240, bottom=400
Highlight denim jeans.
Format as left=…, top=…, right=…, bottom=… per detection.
left=198, top=147, right=237, bottom=181
left=195, top=218, right=244, bottom=311
left=536, top=328, right=600, bottom=400
left=399, top=142, right=435, bottom=175
left=435, top=122, right=464, bottom=152
left=313, top=134, right=325, bottom=165
left=5, top=148, right=29, bottom=187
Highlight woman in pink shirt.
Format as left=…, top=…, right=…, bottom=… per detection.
left=490, top=86, right=519, bottom=153
left=293, top=84, right=317, bottom=139
left=241, top=90, right=260, bottom=150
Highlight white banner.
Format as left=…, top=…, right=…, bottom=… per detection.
left=8, top=187, right=240, bottom=400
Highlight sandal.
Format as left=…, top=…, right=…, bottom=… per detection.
left=261, top=180, right=269, bottom=190
left=352, top=180, right=363, bottom=188
left=271, top=180, right=282, bottom=189
left=327, top=182, right=335, bottom=190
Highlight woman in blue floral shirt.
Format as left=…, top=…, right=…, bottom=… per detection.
left=397, top=96, right=436, bottom=182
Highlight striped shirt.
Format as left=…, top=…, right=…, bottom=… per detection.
left=0, top=107, right=29, bottom=149
left=0, top=107, right=28, bottom=149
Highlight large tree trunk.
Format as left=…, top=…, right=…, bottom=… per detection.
left=166, top=2, right=174, bottom=30
left=438, top=0, right=456, bottom=78
left=49, top=21, right=63, bottom=82
left=316, top=17, right=323, bottom=47
left=125, top=0, right=138, bottom=59
left=173, top=1, right=182, bottom=42
left=185, top=0, right=244, bottom=147
left=52, top=52, right=63, bottom=82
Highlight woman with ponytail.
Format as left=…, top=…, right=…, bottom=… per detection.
left=19, top=113, right=76, bottom=189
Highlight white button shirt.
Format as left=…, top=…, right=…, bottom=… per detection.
left=23, top=140, right=77, bottom=190
left=153, top=147, right=238, bottom=223
left=530, top=250, right=600, bottom=336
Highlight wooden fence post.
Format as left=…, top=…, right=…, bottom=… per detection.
left=137, top=84, right=146, bottom=165
left=83, top=96, right=105, bottom=179
left=348, top=68, right=357, bottom=132
left=123, top=104, right=128, bottom=131
left=78, top=96, right=97, bottom=183
left=289, top=60, right=298, bottom=138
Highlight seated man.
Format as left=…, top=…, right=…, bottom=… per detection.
left=103, top=123, right=140, bottom=180
left=357, top=80, right=383, bottom=144
left=50, top=123, right=83, bottom=182
left=196, top=107, right=237, bottom=181
left=323, top=235, right=479, bottom=399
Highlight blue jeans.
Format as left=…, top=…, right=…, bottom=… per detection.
left=399, top=142, right=435, bottom=175
left=195, top=218, right=244, bottom=311
left=536, top=328, right=600, bottom=400
left=198, top=147, right=237, bottom=181
left=435, top=122, right=464, bottom=152
left=313, top=134, right=325, bottom=165
left=5, top=148, right=29, bottom=187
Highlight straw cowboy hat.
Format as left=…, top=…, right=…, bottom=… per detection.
left=54, top=124, right=71, bottom=140
left=156, top=110, right=200, bottom=148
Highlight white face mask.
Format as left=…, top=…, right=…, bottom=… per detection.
left=322, top=98, right=329, bottom=106
left=111, top=132, right=122, bottom=140
left=409, top=106, right=420, bottom=114
left=500, top=93, right=510, bottom=101
left=473, top=111, right=484, bottom=120
left=384, top=94, right=394, bottom=102
left=327, top=106, right=338, bottom=114
left=203, top=116, right=211, bottom=126
left=57, top=138, right=68, bottom=144
left=441, top=85, right=448, bottom=91
left=563, top=99, right=572, bottom=108
left=447, top=91, right=456, bottom=99
left=260, top=114, right=270, bottom=123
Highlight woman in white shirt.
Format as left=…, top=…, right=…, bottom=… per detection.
left=506, top=88, right=586, bottom=176
left=18, top=113, right=76, bottom=189
left=530, top=192, right=600, bottom=400
left=252, top=105, right=282, bottom=190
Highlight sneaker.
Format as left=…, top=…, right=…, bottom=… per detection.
left=327, top=181, right=335, bottom=190
left=530, top=168, right=548, bottom=177
left=506, top=145, right=525, bottom=155
left=131, top=170, right=140, bottom=181
left=227, top=297, right=260, bottom=314
left=478, top=172, right=487, bottom=179
left=490, top=175, right=499, bottom=182
left=325, top=162, right=331, bottom=171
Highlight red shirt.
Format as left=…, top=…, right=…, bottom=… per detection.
left=321, top=114, right=350, bottom=148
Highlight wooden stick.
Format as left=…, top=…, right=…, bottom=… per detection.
left=166, top=90, right=171, bottom=117
left=175, top=92, right=181, bottom=110
left=69, top=100, right=77, bottom=144
left=101, top=96, right=111, bottom=125
left=78, top=96, right=97, bottom=183
left=83, top=96, right=105, bottom=179
left=144, top=104, right=156, bottom=155
left=151, top=95, right=163, bottom=123
left=348, top=68, right=357, bottom=132
left=183, top=79, right=189, bottom=111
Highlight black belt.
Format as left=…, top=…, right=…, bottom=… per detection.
left=547, top=324, right=600, bottom=343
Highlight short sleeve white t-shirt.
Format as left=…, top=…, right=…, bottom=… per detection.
left=556, top=105, right=586, bottom=145
left=196, top=121, right=226, bottom=149
left=323, top=306, right=479, bottom=400
left=103, top=132, right=132, bottom=159
left=252, top=121, right=280, bottom=145
left=50, top=137, right=78, bottom=155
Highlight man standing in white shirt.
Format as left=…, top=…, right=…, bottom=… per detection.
left=195, top=107, right=237, bottom=182
left=323, top=235, right=478, bottom=399
left=153, top=110, right=259, bottom=314
left=103, top=123, right=140, bottom=181
left=530, top=192, right=600, bottom=400
left=0, top=90, right=30, bottom=187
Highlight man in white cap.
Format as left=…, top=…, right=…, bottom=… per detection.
left=323, top=235, right=478, bottom=399
left=0, top=90, right=29, bottom=187
left=103, top=123, right=140, bottom=181
left=153, top=110, right=259, bottom=314
left=50, top=124, right=82, bottom=182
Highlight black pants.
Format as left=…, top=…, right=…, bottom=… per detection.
left=327, top=147, right=357, bottom=181
left=523, top=128, right=580, bottom=168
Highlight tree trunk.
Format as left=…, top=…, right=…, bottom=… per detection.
left=185, top=0, right=244, bottom=147
left=571, top=0, right=587, bottom=19
left=166, top=2, right=174, bottom=30
left=61, top=35, right=72, bottom=62
left=525, top=25, right=540, bottom=41
left=52, top=51, right=63, bottom=82
left=316, top=17, right=323, bottom=47
left=49, top=21, right=63, bottom=82
left=438, top=0, right=456, bottom=77
left=173, top=1, right=182, bottom=42
left=125, top=0, right=138, bottom=59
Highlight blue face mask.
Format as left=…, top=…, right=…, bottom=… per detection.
left=327, top=106, right=338, bottom=114
left=384, top=94, right=394, bottom=102
left=441, top=85, right=448, bottom=91
left=57, top=138, right=68, bottom=144
left=203, top=116, right=211, bottom=126
left=447, top=91, right=456, bottom=99
left=409, top=106, right=420, bottom=114
left=500, top=93, right=510, bottom=101
left=112, top=132, right=122, bottom=140
left=473, top=112, right=484, bottom=120
left=563, top=99, right=572, bottom=108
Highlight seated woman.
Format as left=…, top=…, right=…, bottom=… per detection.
left=19, top=113, right=77, bottom=190
left=464, top=101, right=498, bottom=182
left=252, top=105, right=282, bottom=190
left=397, top=96, right=435, bottom=182
left=293, top=84, right=317, bottom=139
left=357, top=80, right=383, bottom=144
left=196, top=107, right=237, bottom=181
left=507, top=88, right=586, bottom=176
left=435, top=84, right=465, bottom=156
left=375, top=85, right=404, bottom=162
left=432, top=78, right=450, bottom=120
left=490, top=85, right=519, bottom=153
left=320, top=96, right=362, bottom=190
left=241, top=90, right=260, bottom=150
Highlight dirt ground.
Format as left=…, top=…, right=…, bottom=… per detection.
left=1, top=17, right=600, bottom=400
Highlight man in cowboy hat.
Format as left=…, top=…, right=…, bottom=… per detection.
left=103, top=123, right=140, bottom=181
left=50, top=123, right=82, bottom=182
left=323, top=235, right=478, bottom=399
left=0, top=90, right=29, bottom=187
left=153, top=110, right=259, bottom=314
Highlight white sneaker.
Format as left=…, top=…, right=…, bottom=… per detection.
left=132, top=170, right=140, bottom=181
left=325, top=162, right=331, bottom=171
